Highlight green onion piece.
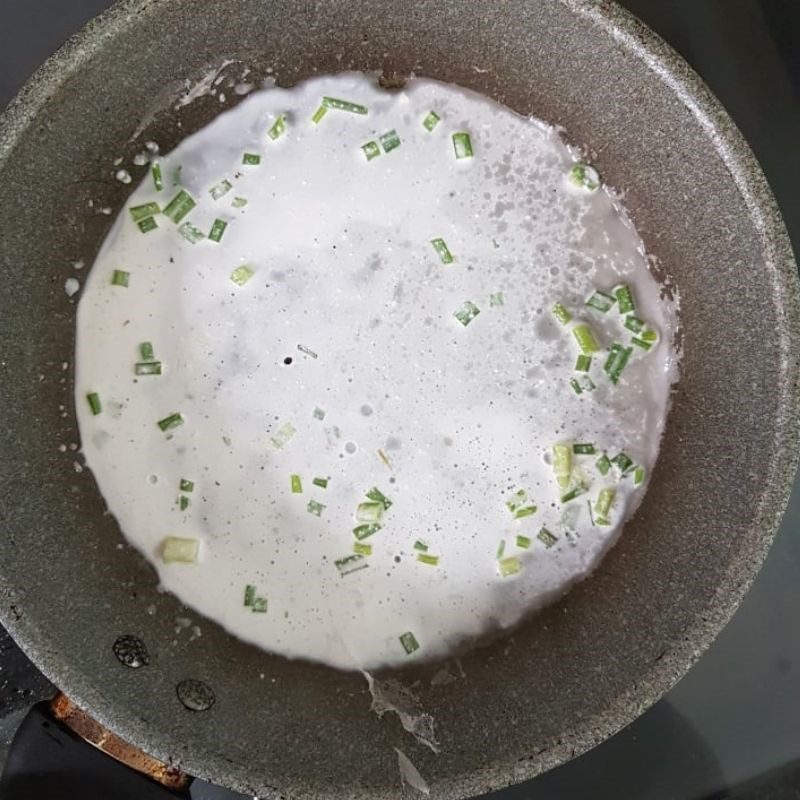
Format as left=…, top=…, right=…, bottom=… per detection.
left=612, top=452, right=634, bottom=474
left=322, top=96, right=368, bottom=115
left=615, top=285, right=636, bottom=314
left=312, top=477, right=329, bottom=489
left=135, top=361, right=162, bottom=376
left=573, top=324, right=601, bottom=354
left=230, top=265, right=255, bottom=286
left=307, top=499, right=325, bottom=517
left=244, top=585, right=256, bottom=606
left=311, top=105, right=328, bottom=124
left=560, top=484, right=587, bottom=503
left=568, top=162, right=600, bottom=192
left=179, top=478, right=194, bottom=492
left=399, top=631, right=419, bottom=654
left=179, top=495, right=190, bottom=511
left=553, top=443, right=572, bottom=489
left=596, top=516, right=610, bottom=527
left=251, top=596, right=268, bottom=613
left=631, top=336, right=652, bottom=351
left=297, top=344, right=318, bottom=359
left=498, top=556, right=521, bottom=577
left=506, top=489, right=527, bottom=514
left=624, top=315, right=645, bottom=334
left=162, top=189, right=196, bottom=224
left=431, top=238, right=454, bottom=264
left=570, top=375, right=597, bottom=394
left=552, top=303, right=572, bottom=325
left=596, top=454, right=612, bottom=475
left=209, top=219, right=228, bottom=243
left=454, top=300, right=481, bottom=326
left=575, top=354, right=592, bottom=372
left=267, top=114, right=287, bottom=141
left=269, top=422, right=296, bottom=449
left=361, top=141, right=381, bottom=161
left=335, top=554, right=368, bottom=576
left=210, top=179, right=233, bottom=200
left=604, top=343, right=633, bottom=384
left=586, top=290, right=616, bottom=313
left=366, top=487, right=392, bottom=510
left=137, top=216, right=158, bottom=234
left=152, top=163, right=164, bottom=192
left=353, top=523, right=382, bottom=540
left=423, top=111, right=441, bottom=131
left=640, top=329, right=658, bottom=343
left=595, top=487, right=616, bottom=518
left=161, top=536, right=199, bottom=564
left=514, top=505, right=537, bottom=519
left=489, top=292, right=504, bottom=307
left=537, top=528, right=558, bottom=549
left=111, top=269, right=130, bottom=287
left=380, top=129, right=401, bottom=153
left=178, top=222, right=205, bottom=244
left=452, top=132, right=474, bottom=159
left=496, top=539, right=506, bottom=560
left=86, top=392, right=102, bottom=416
left=129, top=202, right=161, bottom=222
left=140, top=342, right=155, bottom=361
left=290, top=474, right=303, bottom=494
left=633, top=466, right=646, bottom=486
left=573, top=443, right=596, bottom=455
left=313, top=407, right=326, bottom=420
left=157, top=412, right=184, bottom=432
left=232, top=196, right=248, bottom=209
left=417, top=553, right=439, bottom=566
left=354, top=542, right=372, bottom=556
left=242, top=153, right=262, bottom=166
left=356, top=502, right=384, bottom=523
left=413, top=540, right=429, bottom=552
left=516, top=535, right=532, bottom=550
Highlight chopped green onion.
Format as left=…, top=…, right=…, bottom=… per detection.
left=380, top=129, right=401, bottom=153
left=586, top=290, right=615, bottom=313
left=179, top=479, right=194, bottom=492
left=311, top=105, right=328, bottom=124
left=251, top=596, right=268, bottom=613
left=336, top=554, right=368, bottom=576
left=178, top=221, right=205, bottom=244
left=322, top=96, right=368, bottom=115
left=640, top=329, right=658, bottom=343
left=209, top=219, right=228, bottom=243
left=498, top=556, right=522, bottom=577
left=596, top=454, right=612, bottom=475
left=290, top=474, right=303, bottom=493
left=452, top=132, right=474, bottom=159
left=129, top=202, right=161, bottom=222
left=516, top=535, right=532, bottom=550
left=560, top=484, right=587, bottom=503
left=633, top=466, right=646, bottom=486
left=269, top=422, right=296, bottom=449
left=489, top=292, right=504, bottom=307
left=553, top=443, right=572, bottom=489
left=162, top=189, right=196, bottom=224
left=157, top=412, right=184, bottom=432
left=140, top=342, right=155, bottom=361
left=307, top=499, right=325, bottom=517
left=313, top=407, right=326, bottom=420
left=575, top=354, right=592, bottom=372
left=454, top=300, right=481, bottom=326
left=232, top=196, right=248, bottom=209
left=353, top=523, right=382, bottom=540
left=244, top=584, right=256, bottom=606
left=604, top=343, right=633, bottom=384
left=366, top=487, right=392, bottom=510
left=354, top=542, right=372, bottom=556
left=422, top=111, right=441, bottom=131
left=513, top=505, right=537, bottom=519
left=356, top=502, right=384, bottom=523
left=624, top=315, right=645, bottom=334
left=552, top=303, right=572, bottom=325
left=505, top=488, right=536, bottom=518
left=210, top=179, right=233, bottom=200
left=179, top=495, right=190, bottom=511
left=595, top=488, right=616, bottom=518
left=137, top=216, right=158, bottom=234
left=161, top=536, right=199, bottom=564
left=361, top=141, right=381, bottom=161
left=297, top=344, right=318, bottom=359
left=573, top=443, right=596, bottom=455
left=399, top=631, right=419, bottom=654
left=267, top=114, right=287, bottom=141
left=86, top=392, right=102, bottom=416
left=612, top=452, right=634, bottom=474
left=431, top=238, right=454, bottom=264
left=152, top=163, right=164, bottom=192
left=496, top=539, right=506, bottom=560
left=413, top=540, right=429, bottom=552
left=417, top=553, right=439, bottom=566
left=111, top=269, right=130, bottom=287
left=242, top=153, right=261, bottom=166
left=312, top=477, right=329, bottom=489
left=570, top=375, right=596, bottom=394
left=537, top=528, right=558, bottom=549
left=135, top=361, right=162, bottom=376
left=631, top=336, right=652, bottom=351
left=230, top=265, right=255, bottom=286
left=568, top=162, right=600, bottom=192
left=615, top=285, right=635, bottom=314
left=573, top=324, right=601, bottom=355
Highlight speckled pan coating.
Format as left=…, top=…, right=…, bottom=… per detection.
left=0, top=1, right=797, bottom=798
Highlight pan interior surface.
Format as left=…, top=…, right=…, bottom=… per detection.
left=0, top=1, right=797, bottom=799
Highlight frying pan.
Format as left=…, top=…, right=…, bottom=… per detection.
left=0, top=0, right=798, bottom=798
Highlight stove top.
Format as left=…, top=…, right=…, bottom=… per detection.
left=2, top=1, right=799, bottom=798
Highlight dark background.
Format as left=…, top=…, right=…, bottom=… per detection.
left=1, top=1, right=800, bottom=798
